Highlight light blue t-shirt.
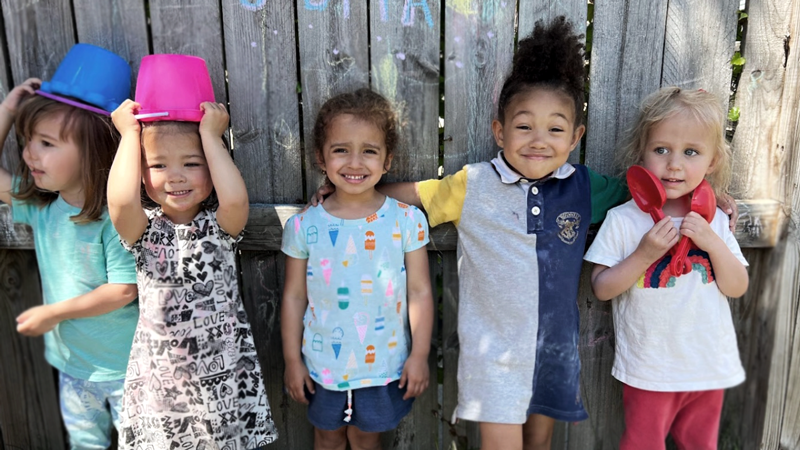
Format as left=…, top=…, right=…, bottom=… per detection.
left=281, top=197, right=429, bottom=390
left=12, top=177, right=138, bottom=381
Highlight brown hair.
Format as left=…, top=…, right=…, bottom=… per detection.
left=13, top=95, right=120, bottom=223
left=617, top=87, right=732, bottom=196
left=312, top=88, right=399, bottom=172
left=140, top=121, right=218, bottom=209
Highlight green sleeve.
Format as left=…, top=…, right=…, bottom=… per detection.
left=588, top=168, right=629, bottom=224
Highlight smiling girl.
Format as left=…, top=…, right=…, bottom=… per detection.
left=107, top=55, right=276, bottom=449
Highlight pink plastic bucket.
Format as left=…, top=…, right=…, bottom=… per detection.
left=134, top=54, right=214, bottom=122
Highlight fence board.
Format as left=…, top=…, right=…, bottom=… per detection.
left=148, top=0, right=227, bottom=105
left=0, top=251, right=64, bottom=450
left=443, top=0, right=515, bottom=174
left=729, top=0, right=790, bottom=200
left=586, top=0, right=668, bottom=175
left=0, top=0, right=19, bottom=199
left=72, top=0, right=149, bottom=83
left=662, top=0, right=738, bottom=103
left=222, top=2, right=302, bottom=204
left=297, top=0, right=370, bottom=195
left=370, top=0, right=440, bottom=183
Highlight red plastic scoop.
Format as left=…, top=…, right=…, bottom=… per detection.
left=669, top=179, right=716, bottom=276
left=627, top=166, right=666, bottom=222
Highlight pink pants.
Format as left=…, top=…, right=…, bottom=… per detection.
left=620, top=384, right=724, bottom=450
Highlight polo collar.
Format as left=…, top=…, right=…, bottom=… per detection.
left=490, top=151, right=575, bottom=184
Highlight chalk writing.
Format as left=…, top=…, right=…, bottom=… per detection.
left=240, top=0, right=267, bottom=11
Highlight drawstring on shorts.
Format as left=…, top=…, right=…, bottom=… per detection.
left=343, top=389, right=353, bottom=422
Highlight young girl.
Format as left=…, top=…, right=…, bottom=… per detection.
left=584, top=87, right=749, bottom=450
left=108, top=56, right=277, bottom=449
left=281, top=88, right=434, bottom=450
left=0, top=47, right=139, bottom=449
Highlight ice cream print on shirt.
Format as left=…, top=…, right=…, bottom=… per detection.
left=281, top=198, right=429, bottom=390
left=637, top=249, right=716, bottom=289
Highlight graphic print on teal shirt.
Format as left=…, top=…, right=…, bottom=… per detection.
left=281, top=197, right=429, bottom=391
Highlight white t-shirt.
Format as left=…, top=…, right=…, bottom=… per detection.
left=584, top=200, right=747, bottom=392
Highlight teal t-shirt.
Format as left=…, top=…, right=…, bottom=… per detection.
left=11, top=177, right=138, bottom=381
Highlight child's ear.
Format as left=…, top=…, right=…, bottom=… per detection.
left=383, top=153, right=393, bottom=173
left=491, top=119, right=505, bottom=148
left=570, top=124, right=586, bottom=150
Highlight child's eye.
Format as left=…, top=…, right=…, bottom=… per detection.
left=149, top=164, right=165, bottom=169
left=684, top=148, right=699, bottom=156
left=654, top=147, right=669, bottom=155
left=364, top=148, right=379, bottom=155
left=549, top=127, right=564, bottom=133
left=41, top=140, right=53, bottom=147
left=185, top=162, right=202, bottom=167
left=515, top=125, right=531, bottom=130
left=332, top=147, right=347, bottom=153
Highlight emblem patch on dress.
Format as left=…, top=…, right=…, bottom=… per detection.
left=556, top=212, right=581, bottom=244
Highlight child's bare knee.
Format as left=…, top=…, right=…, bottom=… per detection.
left=346, top=426, right=381, bottom=450
left=314, top=427, right=347, bottom=450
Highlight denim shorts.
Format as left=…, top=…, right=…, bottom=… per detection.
left=306, top=380, right=414, bottom=433
left=59, top=371, right=124, bottom=450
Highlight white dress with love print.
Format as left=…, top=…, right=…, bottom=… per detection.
left=119, top=208, right=277, bottom=450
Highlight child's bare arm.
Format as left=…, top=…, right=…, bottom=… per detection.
left=199, top=102, right=248, bottom=237
left=312, top=181, right=423, bottom=209
left=680, top=212, right=748, bottom=297
left=400, top=247, right=433, bottom=399
left=0, top=78, right=41, bottom=204
left=591, top=216, right=679, bottom=300
left=281, top=255, right=314, bottom=404
left=108, top=100, right=148, bottom=244
left=16, top=283, right=137, bottom=336
left=376, top=182, right=423, bottom=209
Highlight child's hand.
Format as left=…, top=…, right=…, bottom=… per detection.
left=716, top=193, right=738, bottom=232
left=284, top=359, right=314, bottom=404
left=1, top=78, right=41, bottom=115
left=300, top=182, right=335, bottom=213
left=399, top=354, right=429, bottom=400
left=16, top=304, right=60, bottom=336
left=680, top=211, right=721, bottom=251
left=199, top=102, right=229, bottom=139
left=635, top=216, right=680, bottom=263
left=111, top=100, right=142, bottom=136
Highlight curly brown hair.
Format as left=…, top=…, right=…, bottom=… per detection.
left=13, top=95, right=120, bottom=223
left=497, top=16, right=586, bottom=126
left=312, top=88, right=398, bottom=172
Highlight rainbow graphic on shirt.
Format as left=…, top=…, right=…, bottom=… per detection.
left=637, top=249, right=715, bottom=289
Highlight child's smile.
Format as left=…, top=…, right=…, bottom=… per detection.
left=491, top=88, right=584, bottom=180
left=319, top=114, right=392, bottom=202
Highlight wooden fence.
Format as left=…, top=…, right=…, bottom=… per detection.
left=0, top=0, right=798, bottom=449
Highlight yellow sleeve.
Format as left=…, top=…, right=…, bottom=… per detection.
left=417, top=168, right=467, bottom=228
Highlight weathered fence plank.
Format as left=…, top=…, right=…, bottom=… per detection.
left=71, top=0, right=149, bottom=82
left=586, top=0, right=668, bottom=174
left=0, top=251, right=64, bottom=450
left=148, top=0, right=227, bottom=105
left=297, top=0, right=370, bottom=194
left=223, top=1, right=302, bottom=204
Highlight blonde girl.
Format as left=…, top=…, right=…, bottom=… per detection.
left=585, top=87, right=748, bottom=450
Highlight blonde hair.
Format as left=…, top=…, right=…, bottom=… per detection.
left=617, top=87, right=732, bottom=196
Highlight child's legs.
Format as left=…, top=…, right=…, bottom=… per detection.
left=314, top=427, right=348, bottom=450
left=522, top=414, right=555, bottom=450
left=346, top=426, right=382, bottom=450
left=620, top=384, right=679, bottom=450
left=670, top=389, right=724, bottom=450
left=59, top=371, right=122, bottom=450
left=480, top=422, right=523, bottom=450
